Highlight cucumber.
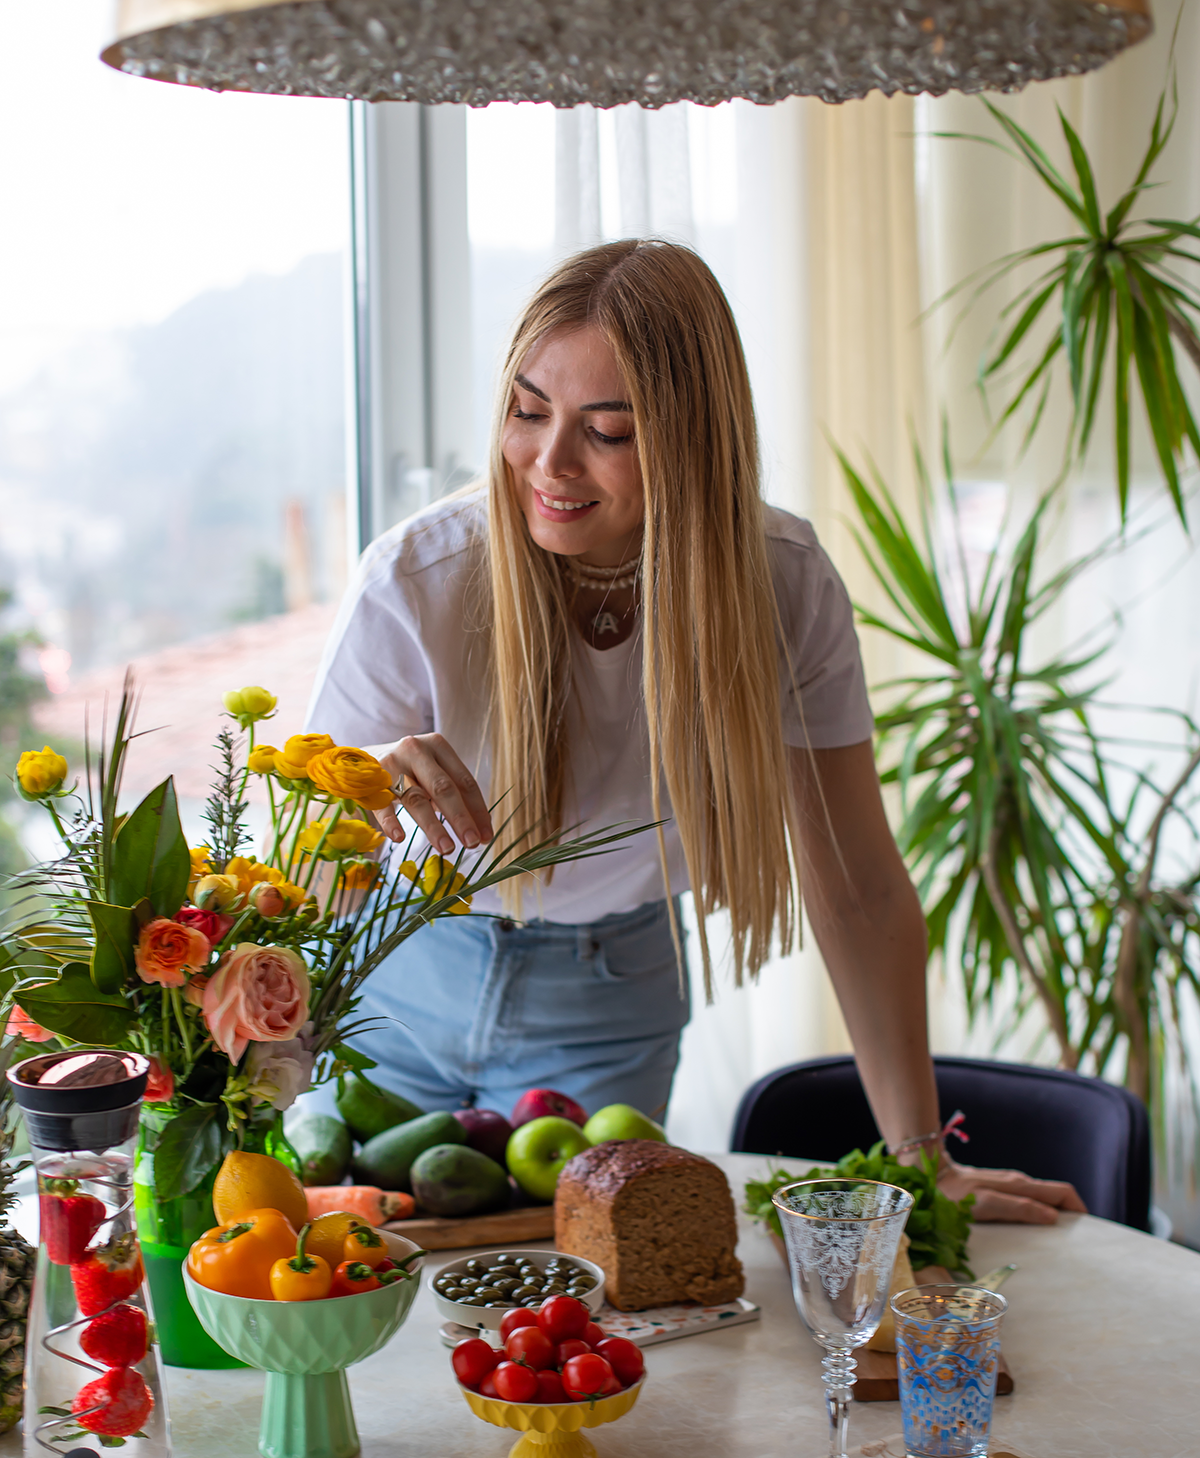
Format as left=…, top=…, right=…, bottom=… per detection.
left=289, top=1114, right=352, bottom=1188
left=335, top=1072, right=424, bottom=1142
left=352, top=1110, right=467, bottom=1194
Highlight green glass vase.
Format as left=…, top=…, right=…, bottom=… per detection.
left=135, top=1103, right=300, bottom=1369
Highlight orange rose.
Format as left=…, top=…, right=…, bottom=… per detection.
left=135, top=918, right=211, bottom=989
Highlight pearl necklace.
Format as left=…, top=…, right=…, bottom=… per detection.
left=564, top=556, right=641, bottom=593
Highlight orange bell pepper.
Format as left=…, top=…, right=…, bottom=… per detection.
left=186, top=1207, right=298, bottom=1300
left=269, top=1222, right=332, bottom=1301
left=342, top=1225, right=389, bottom=1270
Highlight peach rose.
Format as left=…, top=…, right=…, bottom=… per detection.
left=202, top=943, right=310, bottom=1063
left=135, top=918, right=211, bottom=988
left=6, top=1004, right=54, bottom=1042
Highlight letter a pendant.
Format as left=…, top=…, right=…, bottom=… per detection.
left=592, top=611, right=621, bottom=637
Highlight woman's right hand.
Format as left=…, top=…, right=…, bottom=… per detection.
left=368, top=734, right=494, bottom=854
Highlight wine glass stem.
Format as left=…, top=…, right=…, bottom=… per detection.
left=821, top=1348, right=856, bottom=1458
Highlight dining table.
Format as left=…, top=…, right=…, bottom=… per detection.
left=7, top=1150, right=1199, bottom=1458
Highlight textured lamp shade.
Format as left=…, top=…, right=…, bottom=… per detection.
left=102, top=0, right=1152, bottom=108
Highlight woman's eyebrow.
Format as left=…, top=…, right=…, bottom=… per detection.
left=579, top=399, right=632, bottom=412
left=515, top=373, right=550, bottom=402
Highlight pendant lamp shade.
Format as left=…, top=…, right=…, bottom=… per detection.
left=102, top=0, right=1152, bottom=108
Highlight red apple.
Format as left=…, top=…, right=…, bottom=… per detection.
left=511, top=1088, right=589, bottom=1129
left=453, top=1107, right=514, bottom=1166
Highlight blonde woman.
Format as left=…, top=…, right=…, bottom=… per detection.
left=308, top=240, right=1081, bottom=1223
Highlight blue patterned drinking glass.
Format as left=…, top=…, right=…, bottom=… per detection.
left=892, top=1284, right=1008, bottom=1458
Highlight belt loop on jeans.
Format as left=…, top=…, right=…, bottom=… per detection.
left=576, top=926, right=598, bottom=962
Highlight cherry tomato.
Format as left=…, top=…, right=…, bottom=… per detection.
left=554, top=1339, right=591, bottom=1367
left=500, top=1308, right=540, bottom=1343
left=535, top=1369, right=567, bottom=1404
left=537, top=1294, right=590, bottom=1344
left=479, top=1370, right=500, bottom=1399
left=451, top=1338, right=500, bottom=1390
left=595, top=1336, right=645, bottom=1386
left=505, top=1326, right=555, bottom=1370
left=582, top=1321, right=607, bottom=1350
left=561, top=1353, right=616, bottom=1402
left=493, top=1360, right=539, bottom=1403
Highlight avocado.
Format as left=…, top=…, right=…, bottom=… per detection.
left=288, top=1114, right=352, bottom=1187
left=410, top=1143, right=511, bottom=1218
left=351, top=1110, right=467, bottom=1193
left=335, top=1072, right=424, bottom=1142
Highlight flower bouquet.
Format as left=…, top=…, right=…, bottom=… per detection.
left=2, top=677, right=646, bottom=1366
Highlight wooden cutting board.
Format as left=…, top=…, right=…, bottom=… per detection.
left=383, top=1204, right=555, bottom=1250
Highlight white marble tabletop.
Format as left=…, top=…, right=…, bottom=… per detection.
left=11, top=1152, right=1200, bottom=1458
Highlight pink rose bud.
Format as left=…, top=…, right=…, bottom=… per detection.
left=250, top=883, right=286, bottom=919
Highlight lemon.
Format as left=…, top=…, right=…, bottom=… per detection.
left=212, top=1150, right=309, bottom=1230
left=305, top=1210, right=367, bottom=1269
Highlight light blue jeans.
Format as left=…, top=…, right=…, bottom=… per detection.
left=303, top=898, right=690, bottom=1125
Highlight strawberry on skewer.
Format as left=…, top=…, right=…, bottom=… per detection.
left=71, top=1234, right=144, bottom=1316
left=79, top=1304, right=148, bottom=1368
left=72, top=1367, right=154, bottom=1438
left=39, top=1181, right=106, bottom=1266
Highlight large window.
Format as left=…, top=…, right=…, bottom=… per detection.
left=3, top=1, right=349, bottom=848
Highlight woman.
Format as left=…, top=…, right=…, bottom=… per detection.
left=308, top=240, right=1081, bottom=1223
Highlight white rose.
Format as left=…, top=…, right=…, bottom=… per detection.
left=244, top=1039, right=316, bottom=1111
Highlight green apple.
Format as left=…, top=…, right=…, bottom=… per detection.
left=506, top=1116, right=591, bottom=1202
left=583, top=1103, right=668, bottom=1145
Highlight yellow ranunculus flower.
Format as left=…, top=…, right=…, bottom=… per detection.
left=274, top=878, right=308, bottom=910
left=274, top=733, right=336, bottom=780
left=192, top=874, right=243, bottom=912
left=224, top=856, right=277, bottom=896
left=306, top=745, right=395, bottom=812
left=418, top=854, right=472, bottom=912
left=223, top=686, right=278, bottom=727
left=295, top=817, right=383, bottom=859
left=339, top=861, right=381, bottom=890
left=187, top=845, right=214, bottom=896
left=16, top=746, right=68, bottom=800
left=247, top=744, right=278, bottom=774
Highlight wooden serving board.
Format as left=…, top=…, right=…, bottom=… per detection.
left=383, top=1204, right=555, bottom=1250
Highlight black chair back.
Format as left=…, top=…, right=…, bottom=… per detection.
left=730, top=1054, right=1151, bottom=1231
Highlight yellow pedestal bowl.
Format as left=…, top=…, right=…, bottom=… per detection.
left=458, top=1377, right=645, bottom=1458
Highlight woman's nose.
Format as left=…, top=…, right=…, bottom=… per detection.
left=537, top=421, right=584, bottom=480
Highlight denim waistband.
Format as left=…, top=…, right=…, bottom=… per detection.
left=487, top=896, right=674, bottom=948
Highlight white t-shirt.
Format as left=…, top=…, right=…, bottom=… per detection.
left=305, top=491, right=874, bottom=924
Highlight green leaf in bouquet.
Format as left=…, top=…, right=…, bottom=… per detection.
left=329, top=1042, right=378, bottom=1073
left=152, top=1103, right=230, bottom=1201
left=16, top=963, right=135, bottom=1045
left=111, top=777, right=190, bottom=918
left=86, top=901, right=135, bottom=993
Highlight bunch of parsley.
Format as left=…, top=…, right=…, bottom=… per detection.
left=742, top=1141, right=975, bottom=1276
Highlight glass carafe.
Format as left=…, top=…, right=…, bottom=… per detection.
left=9, top=1050, right=171, bottom=1458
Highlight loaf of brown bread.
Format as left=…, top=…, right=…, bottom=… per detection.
left=554, top=1140, right=745, bottom=1311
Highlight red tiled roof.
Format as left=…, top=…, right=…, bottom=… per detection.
left=33, top=604, right=338, bottom=802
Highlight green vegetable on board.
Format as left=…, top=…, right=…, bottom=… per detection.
left=743, top=1141, right=975, bottom=1276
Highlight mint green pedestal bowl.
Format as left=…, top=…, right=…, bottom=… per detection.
left=184, top=1231, right=424, bottom=1458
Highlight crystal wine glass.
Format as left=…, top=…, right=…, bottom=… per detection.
left=773, top=1178, right=914, bottom=1458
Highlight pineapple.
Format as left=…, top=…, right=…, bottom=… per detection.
left=0, top=1073, right=35, bottom=1432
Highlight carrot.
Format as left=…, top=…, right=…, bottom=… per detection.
left=304, top=1185, right=415, bottom=1225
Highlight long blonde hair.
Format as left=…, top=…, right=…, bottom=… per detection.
left=486, top=240, right=797, bottom=994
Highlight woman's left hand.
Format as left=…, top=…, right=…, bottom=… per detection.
left=936, top=1156, right=1088, bottom=1224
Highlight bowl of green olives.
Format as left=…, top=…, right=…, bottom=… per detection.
left=430, top=1249, right=606, bottom=1331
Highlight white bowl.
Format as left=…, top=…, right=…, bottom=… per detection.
left=431, top=1248, right=606, bottom=1332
